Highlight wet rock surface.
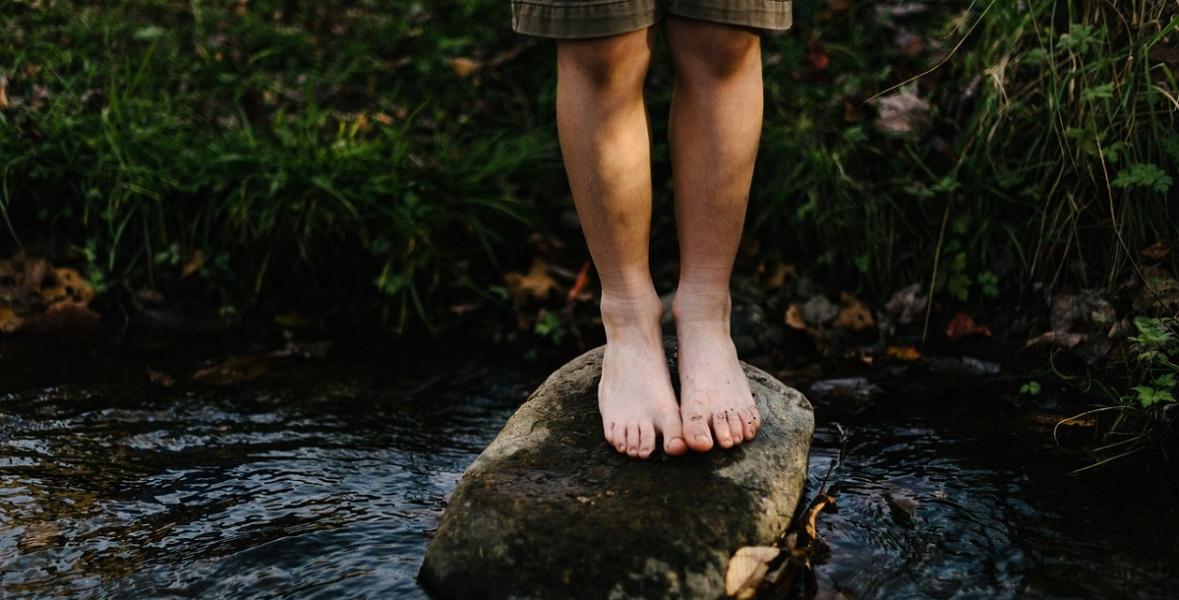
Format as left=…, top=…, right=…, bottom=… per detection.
left=419, top=340, right=815, bottom=600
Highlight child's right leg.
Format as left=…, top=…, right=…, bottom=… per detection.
left=556, top=28, right=687, bottom=458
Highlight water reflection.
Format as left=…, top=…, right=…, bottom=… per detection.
left=2, top=361, right=1177, bottom=598
left=1, top=367, right=532, bottom=598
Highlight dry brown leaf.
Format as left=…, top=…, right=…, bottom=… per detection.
left=41, top=268, right=93, bottom=304
left=784, top=304, right=808, bottom=330
left=765, top=262, right=796, bottom=290
left=945, top=312, right=991, bottom=340
left=193, top=356, right=273, bottom=385
left=147, top=367, right=175, bottom=387
left=834, top=292, right=875, bottom=331
left=181, top=249, right=206, bottom=279
left=801, top=492, right=837, bottom=544
left=450, top=57, right=480, bottom=78
left=725, top=546, right=780, bottom=598
left=885, top=345, right=922, bottom=361
left=0, top=305, right=23, bottom=333
left=1134, top=266, right=1179, bottom=315
left=565, top=261, right=591, bottom=305
left=1025, top=330, right=1086, bottom=349
left=1029, top=414, right=1096, bottom=427
left=0, top=76, right=8, bottom=110
left=504, top=259, right=560, bottom=303
left=1140, top=241, right=1169, bottom=260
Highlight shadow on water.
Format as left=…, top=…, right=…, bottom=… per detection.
left=1, top=347, right=1177, bottom=598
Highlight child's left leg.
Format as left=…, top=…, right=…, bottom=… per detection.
left=665, top=15, right=765, bottom=451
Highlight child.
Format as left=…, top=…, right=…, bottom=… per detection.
left=512, top=1, right=792, bottom=458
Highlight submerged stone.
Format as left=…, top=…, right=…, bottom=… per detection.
left=419, top=341, right=814, bottom=600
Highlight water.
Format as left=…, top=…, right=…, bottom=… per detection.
left=1, top=350, right=1176, bottom=598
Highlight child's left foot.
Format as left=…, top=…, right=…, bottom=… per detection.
left=673, top=291, right=761, bottom=452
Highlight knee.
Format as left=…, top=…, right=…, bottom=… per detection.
left=671, top=27, right=760, bottom=81
left=557, top=30, right=652, bottom=91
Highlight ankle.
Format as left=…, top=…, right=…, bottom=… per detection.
left=671, top=286, right=732, bottom=331
left=600, top=289, right=663, bottom=341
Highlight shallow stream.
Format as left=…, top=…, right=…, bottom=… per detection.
left=1, top=348, right=1175, bottom=598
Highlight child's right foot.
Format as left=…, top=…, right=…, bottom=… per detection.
left=598, top=292, right=688, bottom=459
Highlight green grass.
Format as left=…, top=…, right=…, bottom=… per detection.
left=2, top=0, right=561, bottom=331
left=1, top=0, right=1176, bottom=333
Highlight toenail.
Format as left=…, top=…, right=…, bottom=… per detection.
left=695, top=435, right=710, bottom=443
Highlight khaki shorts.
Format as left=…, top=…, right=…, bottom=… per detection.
left=511, top=0, right=792, bottom=39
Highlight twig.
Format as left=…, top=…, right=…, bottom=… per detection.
left=864, top=0, right=1000, bottom=104
left=922, top=198, right=953, bottom=347
left=1071, top=446, right=1145, bottom=474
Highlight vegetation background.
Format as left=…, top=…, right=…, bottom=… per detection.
left=1, top=1, right=1177, bottom=458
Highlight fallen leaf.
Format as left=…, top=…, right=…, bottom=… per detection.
left=193, top=355, right=273, bottom=385
left=945, top=312, right=991, bottom=340
left=504, top=259, right=560, bottom=303
left=765, top=262, right=795, bottom=290
left=270, top=340, right=332, bottom=359
left=843, top=98, right=864, bottom=123
left=885, top=345, right=922, bottom=361
left=806, top=39, right=830, bottom=71
left=41, top=268, right=93, bottom=304
left=884, top=491, right=919, bottom=526
left=0, top=305, right=23, bottom=333
left=784, top=304, right=808, bottom=330
left=1025, top=330, right=1086, bottom=349
left=565, top=260, right=591, bottom=305
left=895, top=30, right=926, bottom=58
left=181, top=249, right=206, bottom=279
left=801, top=492, right=837, bottom=544
left=450, top=57, right=480, bottom=78
left=725, top=546, right=780, bottom=598
left=1141, top=241, right=1169, bottom=260
left=1133, top=266, right=1179, bottom=315
left=146, top=367, right=175, bottom=387
left=1051, top=290, right=1116, bottom=333
left=0, top=76, right=7, bottom=109
left=872, top=90, right=931, bottom=136
left=800, top=295, right=838, bottom=326
left=834, top=292, right=875, bottom=331
left=1029, top=414, right=1096, bottom=427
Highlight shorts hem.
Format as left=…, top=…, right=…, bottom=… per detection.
left=667, top=0, right=792, bottom=32
left=512, top=0, right=663, bottom=39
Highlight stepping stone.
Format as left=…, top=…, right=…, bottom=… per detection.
left=420, top=341, right=814, bottom=599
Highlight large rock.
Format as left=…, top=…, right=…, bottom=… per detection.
left=419, top=341, right=814, bottom=599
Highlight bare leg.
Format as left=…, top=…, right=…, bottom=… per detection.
left=557, top=28, right=687, bottom=458
left=666, top=16, right=764, bottom=452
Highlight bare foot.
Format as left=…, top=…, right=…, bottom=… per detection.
left=598, top=292, right=688, bottom=458
left=673, top=290, right=760, bottom=452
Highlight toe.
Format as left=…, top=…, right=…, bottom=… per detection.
left=659, top=411, right=688, bottom=456
left=626, top=422, right=640, bottom=457
left=727, top=408, right=744, bottom=444
left=744, top=407, right=760, bottom=439
left=604, top=420, right=616, bottom=447
left=712, top=411, right=733, bottom=448
left=683, top=411, right=713, bottom=452
left=638, top=419, right=655, bottom=459
left=611, top=422, right=627, bottom=454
